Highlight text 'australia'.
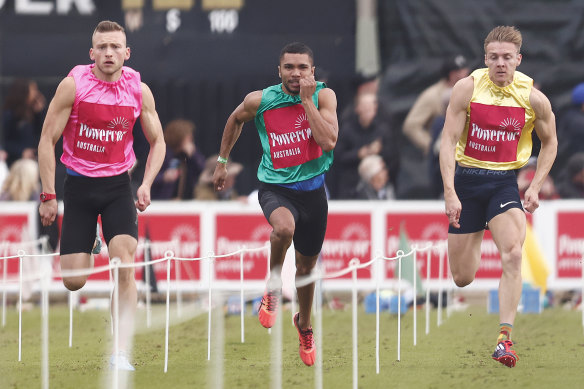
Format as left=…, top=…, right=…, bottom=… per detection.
left=76, top=141, right=105, bottom=153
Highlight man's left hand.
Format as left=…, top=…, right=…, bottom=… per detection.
left=135, top=185, right=151, bottom=212
left=523, top=187, right=540, bottom=213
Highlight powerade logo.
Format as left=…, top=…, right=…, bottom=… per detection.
left=216, top=224, right=270, bottom=259
left=465, top=102, right=525, bottom=162
left=263, top=104, right=322, bottom=169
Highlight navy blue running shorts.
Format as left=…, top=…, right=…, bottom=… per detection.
left=449, top=165, right=524, bottom=234
left=258, top=182, right=328, bottom=257
left=60, top=172, right=138, bottom=255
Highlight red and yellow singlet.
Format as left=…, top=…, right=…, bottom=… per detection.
left=455, top=68, right=535, bottom=170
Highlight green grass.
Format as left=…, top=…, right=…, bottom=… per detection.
left=1, top=300, right=583, bottom=389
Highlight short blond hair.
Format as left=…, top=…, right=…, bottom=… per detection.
left=1, top=159, right=40, bottom=201
left=94, top=20, right=125, bottom=35
left=484, top=26, right=522, bottom=53
left=92, top=20, right=126, bottom=45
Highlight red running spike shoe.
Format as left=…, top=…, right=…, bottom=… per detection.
left=293, top=312, right=316, bottom=366
left=258, top=289, right=280, bottom=328
left=492, top=340, right=518, bottom=368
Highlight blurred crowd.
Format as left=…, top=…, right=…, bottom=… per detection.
left=2, top=59, right=584, bottom=204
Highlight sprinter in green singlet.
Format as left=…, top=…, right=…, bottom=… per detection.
left=213, top=42, right=338, bottom=366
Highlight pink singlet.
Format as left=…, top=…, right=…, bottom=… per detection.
left=61, top=64, right=142, bottom=177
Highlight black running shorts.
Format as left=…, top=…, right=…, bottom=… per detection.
left=60, top=172, right=138, bottom=255
left=449, top=166, right=523, bottom=234
left=258, top=182, right=328, bottom=257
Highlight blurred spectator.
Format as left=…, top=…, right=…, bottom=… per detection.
left=0, top=158, right=43, bottom=308
left=556, top=152, right=584, bottom=199
left=0, top=149, right=8, bottom=190
left=399, top=55, right=470, bottom=198
left=195, top=154, right=243, bottom=200
left=552, top=82, right=584, bottom=178
left=333, top=92, right=399, bottom=198
left=2, top=78, right=46, bottom=166
left=403, top=55, right=469, bottom=155
left=0, top=157, right=60, bottom=251
left=151, top=119, right=205, bottom=200
left=517, top=157, right=559, bottom=200
left=354, top=155, right=395, bottom=200
left=339, top=73, right=385, bottom=123
left=0, top=158, right=40, bottom=201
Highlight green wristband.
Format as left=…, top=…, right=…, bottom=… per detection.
left=217, top=156, right=228, bottom=164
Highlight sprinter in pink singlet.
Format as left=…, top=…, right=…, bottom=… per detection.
left=38, top=20, right=166, bottom=371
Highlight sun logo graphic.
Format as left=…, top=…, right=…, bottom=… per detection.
left=295, top=113, right=309, bottom=130
left=340, top=223, right=369, bottom=240
left=108, top=116, right=130, bottom=131
left=499, top=117, right=521, bottom=133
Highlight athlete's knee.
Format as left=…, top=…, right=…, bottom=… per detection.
left=296, top=256, right=318, bottom=276
left=450, top=267, right=475, bottom=287
left=271, top=225, right=294, bottom=245
left=63, top=276, right=87, bottom=291
left=117, top=268, right=135, bottom=286
left=501, top=245, right=523, bottom=276
left=452, top=273, right=474, bottom=288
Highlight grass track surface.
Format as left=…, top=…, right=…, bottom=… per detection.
left=1, top=301, right=583, bottom=388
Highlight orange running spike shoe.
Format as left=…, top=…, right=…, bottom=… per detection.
left=293, top=312, right=316, bottom=366
left=258, top=289, right=280, bottom=328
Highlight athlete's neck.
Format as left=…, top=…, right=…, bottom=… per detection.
left=92, top=66, right=123, bottom=83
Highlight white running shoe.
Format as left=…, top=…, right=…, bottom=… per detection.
left=109, top=352, right=135, bottom=371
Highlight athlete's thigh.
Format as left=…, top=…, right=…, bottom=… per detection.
left=258, top=183, right=299, bottom=229
left=100, top=183, right=138, bottom=245
left=268, top=206, right=297, bottom=231
left=451, top=171, right=489, bottom=234
left=293, top=187, right=328, bottom=257
left=487, top=208, right=526, bottom=254
left=60, top=253, right=92, bottom=272
left=61, top=176, right=100, bottom=255
left=448, top=230, right=484, bottom=278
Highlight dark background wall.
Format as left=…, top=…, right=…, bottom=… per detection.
left=377, top=0, right=584, bottom=130
left=2, top=0, right=584, bottom=197
left=0, top=0, right=357, bottom=195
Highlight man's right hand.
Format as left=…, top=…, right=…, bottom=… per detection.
left=444, top=193, right=462, bottom=229
left=213, top=163, right=228, bottom=192
left=39, top=200, right=58, bottom=226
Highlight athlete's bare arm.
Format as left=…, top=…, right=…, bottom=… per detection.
left=300, top=76, right=338, bottom=152
left=213, top=90, right=262, bottom=191
left=136, top=82, right=166, bottom=212
left=523, top=87, right=557, bottom=213
left=37, top=76, right=76, bottom=226
left=439, top=76, right=474, bottom=228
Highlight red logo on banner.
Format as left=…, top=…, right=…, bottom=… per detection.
left=557, top=212, right=584, bottom=278
left=215, top=214, right=271, bottom=280
left=386, top=214, right=449, bottom=279
left=321, top=213, right=371, bottom=279
left=137, top=214, right=201, bottom=281
left=74, top=101, right=134, bottom=164
left=0, top=214, right=31, bottom=277
left=263, top=104, right=322, bottom=169
left=465, top=102, right=525, bottom=162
